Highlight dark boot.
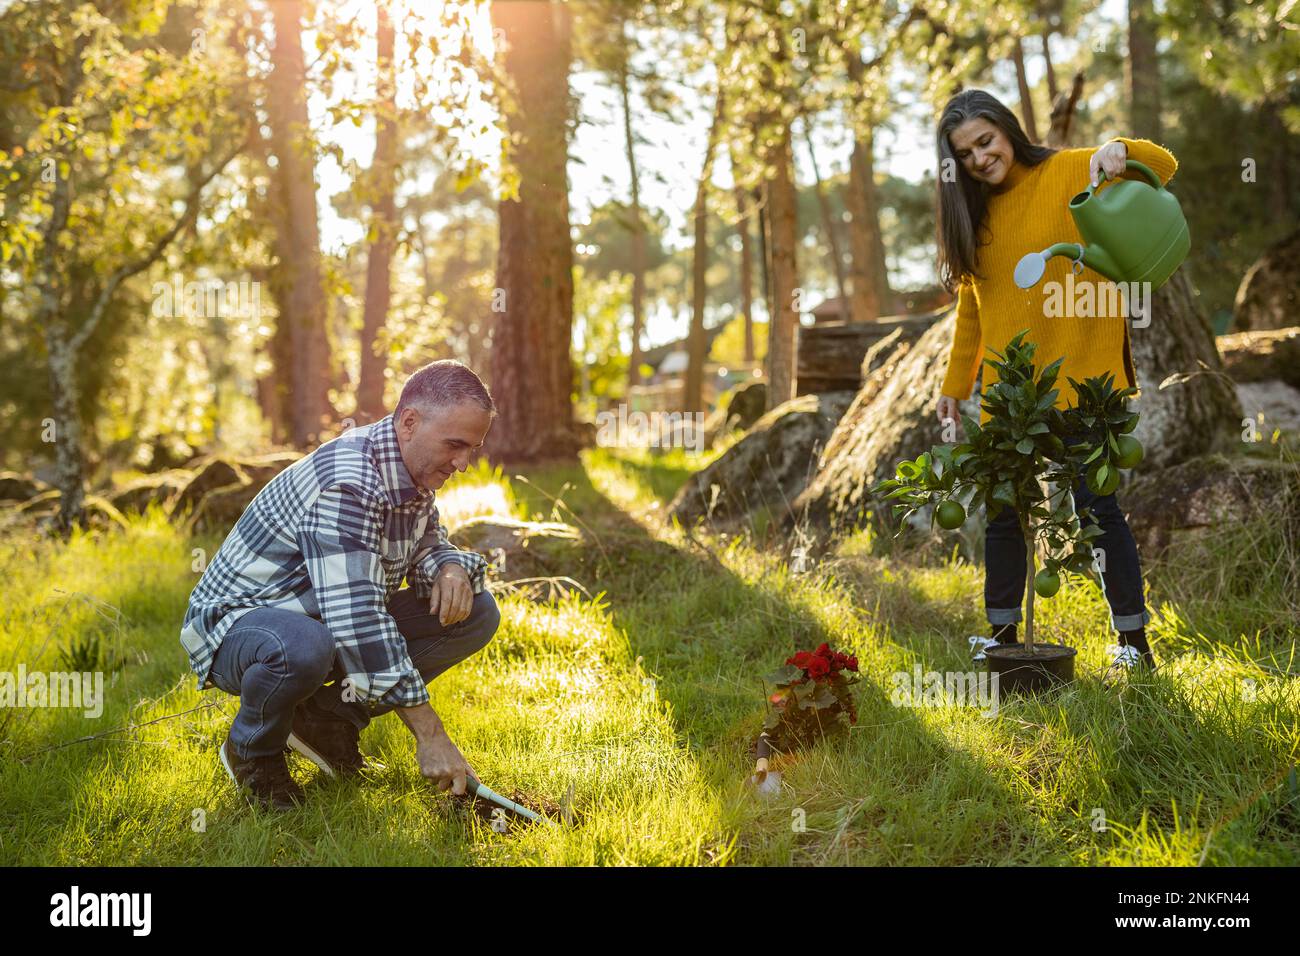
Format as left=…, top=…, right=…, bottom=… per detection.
left=286, top=707, right=366, bottom=778
left=220, top=735, right=304, bottom=811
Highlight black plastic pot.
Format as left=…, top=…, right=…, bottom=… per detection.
left=985, top=643, right=1077, bottom=695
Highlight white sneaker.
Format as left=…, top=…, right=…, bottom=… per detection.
left=1106, top=644, right=1142, bottom=669
left=969, top=635, right=1000, bottom=661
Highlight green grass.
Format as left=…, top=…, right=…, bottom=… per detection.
left=1, top=447, right=1297, bottom=865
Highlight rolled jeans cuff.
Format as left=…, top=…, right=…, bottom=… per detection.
left=986, top=606, right=1022, bottom=626
left=1111, top=608, right=1151, bottom=632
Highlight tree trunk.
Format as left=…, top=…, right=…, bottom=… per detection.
left=487, top=0, right=578, bottom=465
left=1126, top=0, right=1162, bottom=141
left=267, top=0, right=334, bottom=447
left=755, top=184, right=772, bottom=336
left=844, top=46, right=890, bottom=322
left=356, top=4, right=398, bottom=424
left=1041, top=24, right=1058, bottom=104
left=618, top=37, right=647, bottom=391
left=243, top=96, right=291, bottom=444
left=1011, top=35, right=1040, bottom=143
left=44, top=326, right=87, bottom=532
left=685, top=93, right=724, bottom=413
left=765, top=124, right=799, bottom=409
left=34, top=49, right=86, bottom=533
left=802, top=117, right=848, bottom=314
left=732, top=158, right=756, bottom=363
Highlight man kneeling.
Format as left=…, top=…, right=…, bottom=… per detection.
left=179, top=360, right=499, bottom=810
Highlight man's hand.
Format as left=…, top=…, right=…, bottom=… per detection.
left=1090, top=140, right=1127, bottom=187
left=415, top=729, right=473, bottom=795
left=428, top=562, right=473, bottom=626
left=398, top=703, right=474, bottom=796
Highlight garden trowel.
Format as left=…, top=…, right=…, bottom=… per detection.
left=748, top=733, right=782, bottom=797
left=465, top=775, right=556, bottom=828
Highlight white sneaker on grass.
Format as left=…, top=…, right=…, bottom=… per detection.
left=969, top=635, right=1000, bottom=661
left=1106, top=644, right=1142, bottom=669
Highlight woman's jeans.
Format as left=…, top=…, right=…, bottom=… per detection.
left=984, top=460, right=1150, bottom=635
left=208, top=589, right=500, bottom=759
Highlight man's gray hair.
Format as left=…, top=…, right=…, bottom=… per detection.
left=394, top=360, right=496, bottom=418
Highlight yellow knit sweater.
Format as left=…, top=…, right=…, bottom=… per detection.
left=939, top=137, right=1180, bottom=422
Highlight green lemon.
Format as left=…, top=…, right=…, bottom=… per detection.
left=936, top=500, right=966, bottom=530
left=1087, top=460, right=1121, bottom=496
left=1033, top=568, right=1061, bottom=598
left=1114, top=434, right=1144, bottom=469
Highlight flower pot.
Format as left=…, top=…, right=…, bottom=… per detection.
left=984, top=643, right=1077, bottom=695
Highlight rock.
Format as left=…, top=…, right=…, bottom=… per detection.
left=84, top=494, right=130, bottom=530
left=725, top=381, right=769, bottom=432
left=236, top=452, right=303, bottom=489
left=1218, top=327, right=1300, bottom=390
left=1232, top=227, right=1300, bottom=332
left=13, top=489, right=60, bottom=517
left=668, top=390, right=855, bottom=529
left=173, top=452, right=302, bottom=529
left=1236, top=381, right=1300, bottom=436
left=1122, top=454, right=1300, bottom=557
left=449, top=517, right=587, bottom=582
left=171, top=458, right=250, bottom=518
left=186, top=481, right=264, bottom=534
left=109, top=471, right=190, bottom=515
left=702, top=380, right=771, bottom=449
left=700, top=402, right=732, bottom=449
left=448, top=516, right=680, bottom=599
left=792, top=313, right=983, bottom=535
left=6, top=489, right=128, bottom=531
left=0, top=472, right=47, bottom=502
left=860, top=323, right=929, bottom=382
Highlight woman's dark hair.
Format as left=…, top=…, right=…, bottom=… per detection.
left=935, top=89, right=1059, bottom=293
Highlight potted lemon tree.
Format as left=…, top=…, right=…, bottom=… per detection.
left=874, top=331, right=1143, bottom=693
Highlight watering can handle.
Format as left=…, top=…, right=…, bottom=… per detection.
left=1088, top=159, right=1161, bottom=196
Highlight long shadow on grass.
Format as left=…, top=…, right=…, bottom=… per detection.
left=506, top=456, right=1067, bottom=864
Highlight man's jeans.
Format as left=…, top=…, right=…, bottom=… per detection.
left=984, top=460, right=1150, bottom=634
left=209, top=589, right=500, bottom=759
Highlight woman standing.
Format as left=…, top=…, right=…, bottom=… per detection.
left=932, top=89, right=1176, bottom=669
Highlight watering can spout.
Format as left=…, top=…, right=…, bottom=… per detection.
left=1014, top=242, right=1095, bottom=289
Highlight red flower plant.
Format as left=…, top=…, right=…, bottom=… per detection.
left=785, top=643, right=859, bottom=683
left=761, top=642, right=861, bottom=751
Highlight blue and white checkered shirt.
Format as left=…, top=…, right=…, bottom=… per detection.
left=179, top=414, right=487, bottom=710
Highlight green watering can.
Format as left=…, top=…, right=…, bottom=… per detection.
left=1013, top=159, right=1190, bottom=290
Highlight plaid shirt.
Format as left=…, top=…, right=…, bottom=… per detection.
left=179, top=414, right=487, bottom=710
